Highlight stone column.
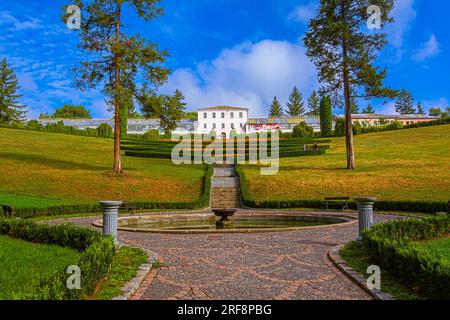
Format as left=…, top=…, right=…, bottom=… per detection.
left=99, top=201, right=123, bottom=244
left=353, top=197, right=377, bottom=242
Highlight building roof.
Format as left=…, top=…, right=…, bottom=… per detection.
left=338, top=114, right=440, bottom=120
left=248, top=116, right=319, bottom=125
left=197, top=106, right=249, bottom=111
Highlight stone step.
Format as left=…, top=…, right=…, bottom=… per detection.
left=211, top=177, right=240, bottom=188
left=213, top=167, right=236, bottom=177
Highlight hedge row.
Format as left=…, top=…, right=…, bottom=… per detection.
left=125, top=149, right=326, bottom=160
left=236, top=166, right=448, bottom=214
left=363, top=215, right=450, bottom=299
left=6, top=165, right=213, bottom=219
left=0, top=218, right=116, bottom=299
left=335, top=117, right=450, bottom=137
left=0, top=121, right=113, bottom=138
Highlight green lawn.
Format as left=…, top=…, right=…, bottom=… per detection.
left=242, top=125, right=450, bottom=202
left=0, top=128, right=206, bottom=208
left=417, top=235, right=450, bottom=264
left=0, top=235, right=80, bottom=300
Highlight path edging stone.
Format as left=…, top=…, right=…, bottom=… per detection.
left=112, top=248, right=158, bottom=300
left=328, top=244, right=394, bottom=301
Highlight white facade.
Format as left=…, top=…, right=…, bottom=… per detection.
left=197, top=106, right=248, bottom=138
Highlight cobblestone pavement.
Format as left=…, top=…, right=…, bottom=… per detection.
left=47, top=211, right=402, bottom=300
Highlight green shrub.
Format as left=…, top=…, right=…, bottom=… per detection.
left=319, top=96, right=333, bottom=136
left=96, top=123, right=113, bottom=138
left=334, top=118, right=346, bottom=136
left=387, top=120, right=404, bottom=130
left=142, top=129, right=160, bottom=141
left=0, top=218, right=116, bottom=299
left=363, top=215, right=450, bottom=299
left=352, top=122, right=363, bottom=135
left=27, top=120, right=44, bottom=130
left=292, top=122, right=314, bottom=137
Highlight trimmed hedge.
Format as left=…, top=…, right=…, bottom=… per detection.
left=0, top=218, right=116, bottom=299
left=8, top=165, right=213, bottom=219
left=363, top=215, right=450, bottom=299
left=236, top=166, right=448, bottom=214
left=349, top=117, right=450, bottom=136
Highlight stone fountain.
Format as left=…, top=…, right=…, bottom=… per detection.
left=212, top=208, right=237, bottom=229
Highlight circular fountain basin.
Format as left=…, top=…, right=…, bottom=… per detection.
left=92, top=212, right=356, bottom=234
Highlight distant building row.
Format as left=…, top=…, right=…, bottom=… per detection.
left=39, top=106, right=440, bottom=138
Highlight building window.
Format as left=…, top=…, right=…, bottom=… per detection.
left=230, top=112, right=234, bottom=119
left=240, top=123, right=243, bottom=128
left=203, top=113, right=207, bottom=119
left=231, top=123, right=235, bottom=129
left=204, top=123, right=207, bottom=129
left=221, top=112, right=225, bottom=119
left=212, top=113, right=216, bottom=119
left=239, top=112, right=243, bottom=119
left=221, top=123, right=225, bottom=129
left=213, top=123, right=216, bottom=129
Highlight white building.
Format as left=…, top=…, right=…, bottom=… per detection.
left=197, top=106, right=248, bottom=139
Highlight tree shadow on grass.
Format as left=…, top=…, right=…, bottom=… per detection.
left=0, top=152, right=110, bottom=171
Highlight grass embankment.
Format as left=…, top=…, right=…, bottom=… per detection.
left=0, top=235, right=80, bottom=300
left=242, top=125, right=450, bottom=202
left=0, top=128, right=205, bottom=208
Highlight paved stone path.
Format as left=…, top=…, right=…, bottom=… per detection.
left=47, top=211, right=402, bottom=300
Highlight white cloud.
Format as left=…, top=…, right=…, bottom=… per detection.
left=412, top=34, right=441, bottom=62
left=0, top=11, right=42, bottom=31
left=385, top=0, right=416, bottom=57
left=287, top=2, right=317, bottom=24
left=161, top=40, right=317, bottom=117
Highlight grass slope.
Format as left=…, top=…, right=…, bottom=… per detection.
left=0, top=128, right=205, bottom=208
left=242, top=125, right=450, bottom=202
left=0, top=235, right=80, bottom=299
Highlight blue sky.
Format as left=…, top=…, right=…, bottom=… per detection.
left=0, top=0, right=448, bottom=118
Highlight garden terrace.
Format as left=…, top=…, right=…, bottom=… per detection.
left=122, top=137, right=331, bottom=160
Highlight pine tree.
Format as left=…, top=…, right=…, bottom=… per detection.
left=304, top=0, right=397, bottom=170
left=141, top=89, right=186, bottom=134
left=268, top=96, right=283, bottom=117
left=286, top=86, right=305, bottom=116
left=307, top=90, right=320, bottom=116
left=0, top=58, right=27, bottom=124
left=395, top=90, right=416, bottom=114
left=416, top=101, right=425, bottom=115
left=319, top=96, right=333, bottom=137
left=362, top=104, right=375, bottom=114
left=66, top=0, right=170, bottom=173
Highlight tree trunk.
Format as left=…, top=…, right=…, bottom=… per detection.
left=341, top=1, right=355, bottom=170
left=112, top=2, right=122, bottom=173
